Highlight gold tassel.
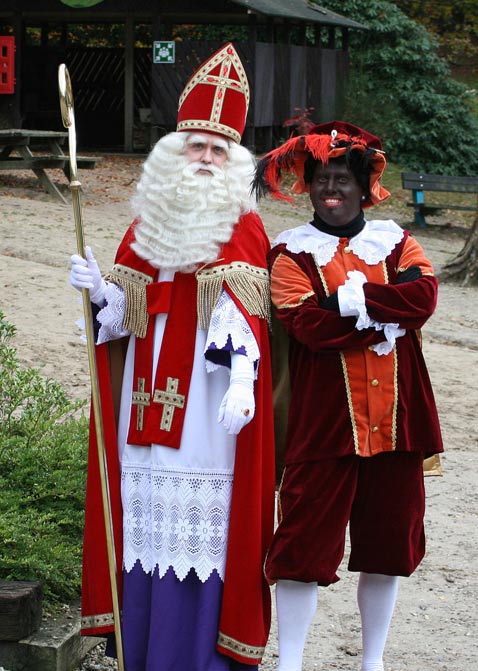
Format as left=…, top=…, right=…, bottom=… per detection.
left=104, top=264, right=153, bottom=339
left=196, top=262, right=271, bottom=330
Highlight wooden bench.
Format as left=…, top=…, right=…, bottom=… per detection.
left=0, top=153, right=101, bottom=203
left=63, top=155, right=101, bottom=180
left=0, top=155, right=67, bottom=171
left=401, top=172, right=478, bottom=227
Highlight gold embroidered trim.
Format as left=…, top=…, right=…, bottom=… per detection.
left=276, top=467, right=286, bottom=524
left=340, top=352, right=360, bottom=454
left=217, top=631, right=265, bottom=661
left=277, top=291, right=315, bottom=309
left=152, top=376, right=186, bottom=431
left=196, top=262, right=271, bottom=330
left=81, top=611, right=114, bottom=629
left=132, top=377, right=151, bottom=430
left=384, top=260, right=399, bottom=450
left=382, top=259, right=389, bottom=284
left=176, top=119, right=241, bottom=145
left=314, top=260, right=330, bottom=297
left=397, top=266, right=435, bottom=278
left=391, top=347, right=398, bottom=450
left=104, top=264, right=153, bottom=339
left=211, top=56, right=231, bottom=126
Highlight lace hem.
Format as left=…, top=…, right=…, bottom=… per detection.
left=96, top=282, right=130, bottom=344
left=205, top=290, right=259, bottom=373
left=122, top=464, right=233, bottom=582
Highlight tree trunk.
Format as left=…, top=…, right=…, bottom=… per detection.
left=439, top=217, right=478, bottom=285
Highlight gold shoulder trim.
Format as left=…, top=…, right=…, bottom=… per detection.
left=217, top=631, right=265, bottom=662
left=104, top=264, right=154, bottom=339
left=196, top=261, right=271, bottom=330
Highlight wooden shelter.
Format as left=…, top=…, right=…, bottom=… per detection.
left=0, top=1, right=366, bottom=151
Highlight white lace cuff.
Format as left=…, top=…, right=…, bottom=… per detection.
left=338, top=270, right=405, bottom=356
left=204, top=290, right=260, bottom=373
left=373, top=323, right=406, bottom=356
left=338, top=270, right=368, bottom=321
left=96, top=282, right=130, bottom=344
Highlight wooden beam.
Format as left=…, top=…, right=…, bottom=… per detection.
left=12, top=12, right=23, bottom=127
left=124, top=15, right=134, bottom=152
left=342, top=27, right=349, bottom=51
left=328, top=26, right=335, bottom=49
left=248, top=12, right=257, bottom=44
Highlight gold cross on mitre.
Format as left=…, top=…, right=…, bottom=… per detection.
left=152, top=377, right=186, bottom=432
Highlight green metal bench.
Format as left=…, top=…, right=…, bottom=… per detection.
left=401, top=172, right=478, bottom=227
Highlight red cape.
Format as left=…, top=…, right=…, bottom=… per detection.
left=81, top=212, right=275, bottom=665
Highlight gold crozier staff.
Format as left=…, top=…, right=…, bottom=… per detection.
left=58, top=63, right=125, bottom=671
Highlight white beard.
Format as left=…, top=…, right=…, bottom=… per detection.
left=130, top=132, right=257, bottom=273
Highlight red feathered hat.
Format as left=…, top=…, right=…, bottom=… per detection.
left=176, top=43, right=249, bottom=144
left=255, top=120, right=390, bottom=208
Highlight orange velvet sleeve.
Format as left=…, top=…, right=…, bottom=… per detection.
left=270, top=253, right=315, bottom=309
left=397, top=235, right=435, bottom=276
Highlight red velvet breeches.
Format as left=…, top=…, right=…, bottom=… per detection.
left=265, top=452, right=426, bottom=585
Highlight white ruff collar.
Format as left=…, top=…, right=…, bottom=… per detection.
left=272, top=220, right=404, bottom=266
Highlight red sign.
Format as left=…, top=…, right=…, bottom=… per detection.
left=0, top=36, right=15, bottom=94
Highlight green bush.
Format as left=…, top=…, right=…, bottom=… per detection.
left=324, top=0, right=478, bottom=174
left=0, top=311, right=88, bottom=607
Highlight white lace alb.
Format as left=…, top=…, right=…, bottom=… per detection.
left=205, top=290, right=259, bottom=372
left=122, top=464, right=233, bottom=582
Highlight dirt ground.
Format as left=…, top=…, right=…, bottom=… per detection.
left=0, top=157, right=477, bottom=671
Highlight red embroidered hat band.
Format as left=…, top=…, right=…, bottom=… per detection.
left=176, top=42, right=250, bottom=144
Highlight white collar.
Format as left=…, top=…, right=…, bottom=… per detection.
left=272, top=220, right=404, bottom=266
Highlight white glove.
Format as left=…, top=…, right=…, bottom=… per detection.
left=70, top=246, right=106, bottom=306
left=218, top=352, right=255, bottom=435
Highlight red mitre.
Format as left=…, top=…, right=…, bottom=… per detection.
left=176, top=42, right=250, bottom=144
left=256, top=120, right=390, bottom=208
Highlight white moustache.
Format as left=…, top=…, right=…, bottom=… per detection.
left=183, top=162, right=224, bottom=178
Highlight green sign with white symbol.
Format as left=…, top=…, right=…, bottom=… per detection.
left=153, top=41, right=175, bottom=64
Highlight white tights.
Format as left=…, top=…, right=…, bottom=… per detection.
left=275, top=573, right=399, bottom=671
left=357, top=573, right=399, bottom=671
left=276, top=579, right=318, bottom=671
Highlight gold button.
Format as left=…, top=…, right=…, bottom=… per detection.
left=371, top=379, right=379, bottom=387
left=372, top=425, right=379, bottom=432
left=368, top=345, right=374, bottom=351
left=344, top=246, right=351, bottom=254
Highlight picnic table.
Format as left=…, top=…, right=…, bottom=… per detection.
left=0, top=129, right=99, bottom=204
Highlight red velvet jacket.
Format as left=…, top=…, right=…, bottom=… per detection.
left=269, top=221, right=443, bottom=464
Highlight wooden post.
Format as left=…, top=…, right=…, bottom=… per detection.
left=150, top=4, right=161, bottom=146
left=328, top=26, right=336, bottom=49
left=342, top=27, right=349, bottom=51
left=12, top=12, right=23, bottom=127
left=124, top=15, right=134, bottom=152
left=0, top=581, right=43, bottom=641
